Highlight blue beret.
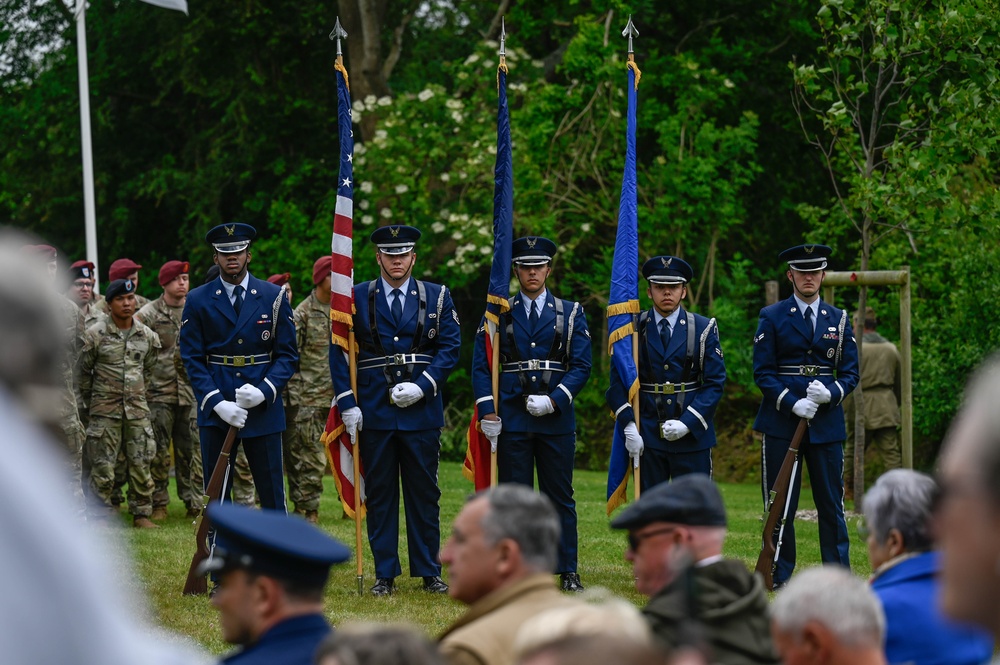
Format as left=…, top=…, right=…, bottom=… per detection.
left=610, top=474, right=727, bottom=530
left=642, top=256, right=693, bottom=285
left=198, top=503, right=350, bottom=587
left=779, top=244, right=831, bottom=272
left=206, top=223, right=257, bottom=253
left=370, top=225, right=421, bottom=255
left=512, top=236, right=557, bottom=265
left=105, top=278, right=136, bottom=301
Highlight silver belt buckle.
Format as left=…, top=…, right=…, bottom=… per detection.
left=799, top=365, right=818, bottom=377
left=526, top=359, right=541, bottom=371
left=392, top=354, right=406, bottom=365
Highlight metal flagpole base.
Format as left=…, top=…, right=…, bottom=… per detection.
left=357, top=575, right=364, bottom=596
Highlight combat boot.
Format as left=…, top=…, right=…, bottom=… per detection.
left=305, top=510, right=319, bottom=524
left=133, top=516, right=159, bottom=529
left=151, top=507, right=169, bottom=521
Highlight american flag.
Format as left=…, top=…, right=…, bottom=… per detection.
left=606, top=59, right=642, bottom=515
left=463, top=60, right=514, bottom=490
left=322, top=58, right=366, bottom=518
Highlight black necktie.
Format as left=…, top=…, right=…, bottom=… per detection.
left=659, top=318, right=671, bottom=349
left=391, top=288, right=403, bottom=323
left=529, top=300, right=539, bottom=328
left=804, top=306, right=813, bottom=334
left=233, top=285, right=244, bottom=316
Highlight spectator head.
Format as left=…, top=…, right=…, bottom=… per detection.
left=314, top=623, right=443, bottom=665
left=610, top=474, right=727, bottom=596
left=770, top=566, right=886, bottom=665
left=861, top=469, right=936, bottom=571
left=937, top=353, right=1000, bottom=637
left=439, top=485, right=560, bottom=605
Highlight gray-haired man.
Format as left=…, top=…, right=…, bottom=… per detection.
left=438, top=485, right=581, bottom=665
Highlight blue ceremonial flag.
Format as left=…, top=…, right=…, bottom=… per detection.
left=606, top=61, right=642, bottom=515
left=464, top=60, right=513, bottom=489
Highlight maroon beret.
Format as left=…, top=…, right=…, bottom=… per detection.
left=267, top=273, right=291, bottom=287
left=109, top=258, right=142, bottom=281
left=158, top=260, right=190, bottom=286
left=312, top=256, right=332, bottom=285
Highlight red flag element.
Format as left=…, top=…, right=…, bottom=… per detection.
left=464, top=332, right=494, bottom=491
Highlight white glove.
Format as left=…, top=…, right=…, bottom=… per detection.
left=660, top=420, right=690, bottom=441
left=391, top=382, right=424, bottom=408
left=342, top=406, right=363, bottom=443
left=213, top=400, right=248, bottom=428
left=235, top=383, right=265, bottom=409
left=792, top=398, right=819, bottom=420
left=525, top=395, right=555, bottom=417
left=623, top=422, right=644, bottom=458
left=481, top=417, right=502, bottom=453
left=806, top=380, right=832, bottom=404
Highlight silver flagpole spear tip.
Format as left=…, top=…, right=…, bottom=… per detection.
left=499, top=16, right=506, bottom=58
left=330, top=17, right=348, bottom=56
left=621, top=15, right=639, bottom=54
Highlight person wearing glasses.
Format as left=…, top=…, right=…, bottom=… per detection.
left=610, top=474, right=778, bottom=664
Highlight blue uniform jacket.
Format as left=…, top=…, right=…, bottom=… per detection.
left=872, top=551, right=994, bottom=665
left=329, top=278, right=460, bottom=431
left=606, top=307, right=726, bottom=452
left=752, top=296, right=859, bottom=443
left=472, top=291, right=592, bottom=436
left=180, top=274, right=298, bottom=438
left=220, top=613, right=331, bottom=665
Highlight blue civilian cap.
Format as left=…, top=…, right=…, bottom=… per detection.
left=511, top=236, right=557, bottom=266
left=779, top=244, right=832, bottom=272
left=206, top=223, right=257, bottom=254
left=104, top=278, right=135, bottom=301
left=370, top=225, right=421, bottom=255
left=642, top=256, right=693, bottom=285
left=197, top=503, right=351, bottom=587
left=610, top=474, right=727, bottom=530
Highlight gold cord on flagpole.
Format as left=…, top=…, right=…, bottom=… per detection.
left=335, top=57, right=350, bottom=92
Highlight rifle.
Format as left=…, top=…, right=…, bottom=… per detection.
left=754, top=418, right=807, bottom=591
left=183, top=425, right=239, bottom=595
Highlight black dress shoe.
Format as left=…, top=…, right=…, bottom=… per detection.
left=422, top=576, right=449, bottom=593
left=560, top=573, right=584, bottom=593
left=370, top=577, right=395, bottom=596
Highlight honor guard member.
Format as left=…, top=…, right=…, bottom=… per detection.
left=284, top=257, right=334, bottom=523
left=137, top=260, right=203, bottom=519
left=78, top=278, right=161, bottom=527
left=752, top=244, right=859, bottom=587
left=472, top=236, right=592, bottom=593
left=331, top=225, right=461, bottom=596
left=199, top=503, right=350, bottom=665
left=180, top=223, right=298, bottom=511
left=606, top=257, right=726, bottom=490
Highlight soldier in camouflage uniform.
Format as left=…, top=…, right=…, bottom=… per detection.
left=78, top=278, right=161, bottom=528
left=284, top=258, right=334, bottom=523
left=137, top=260, right=203, bottom=519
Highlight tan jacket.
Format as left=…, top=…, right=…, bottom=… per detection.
left=439, top=574, right=578, bottom=665
left=845, top=332, right=901, bottom=430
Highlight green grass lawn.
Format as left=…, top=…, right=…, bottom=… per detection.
left=116, top=461, right=872, bottom=656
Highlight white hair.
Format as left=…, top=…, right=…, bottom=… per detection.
left=771, top=566, right=885, bottom=648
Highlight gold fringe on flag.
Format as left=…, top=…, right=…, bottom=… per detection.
left=607, top=299, right=640, bottom=318
left=335, top=58, right=350, bottom=92
left=627, top=55, right=641, bottom=90
left=608, top=322, right=635, bottom=351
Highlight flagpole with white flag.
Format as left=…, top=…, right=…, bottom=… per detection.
left=72, top=0, right=188, bottom=286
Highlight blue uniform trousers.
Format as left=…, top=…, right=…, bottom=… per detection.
left=498, top=431, right=578, bottom=574
left=640, top=448, right=713, bottom=493
left=361, top=428, right=442, bottom=579
left=200, top=426, right=285, bottom=511
left=762, top=434, right=850, bottom=584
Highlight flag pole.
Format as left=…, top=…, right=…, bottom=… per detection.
left=623, top=16, right=642, bottom=500
left=73, top=0, right=100, bottom=286
left=330, top=18, right=363, bottom=595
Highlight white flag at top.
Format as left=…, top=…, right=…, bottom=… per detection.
left=138, top=0, right=188, bottom=14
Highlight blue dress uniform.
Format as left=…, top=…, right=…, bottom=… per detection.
left=472, top=237, right=592, bottom=586
left=198, top=503, right=350, bottom=665
left=330, top=225, right=461, bottom=590
left=753, top=244, right=859, bottom=586
left=180, top=223, right=298, bottom=511
left=606, top=257, right=726, bottom=491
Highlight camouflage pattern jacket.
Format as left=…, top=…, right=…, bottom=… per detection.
left=288, top=291, right=334, bottom=409
left=78, top=317, right=160, bottom=420
left=137, top=296, right=194, bottom=406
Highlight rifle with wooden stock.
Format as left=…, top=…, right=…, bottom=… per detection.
left=183, top=425, right=239, bottom=595
left=754, top=418, right=807, bottom=591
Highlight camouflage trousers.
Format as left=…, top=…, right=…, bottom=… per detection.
left=284, top=406, right=328, bottom=512
left=231, top=447, right=257, bottom=506
left=85, top=415, right=154, bottom=517
left=59, top=416, right=86, bottom=509
left=149, top=402, right=204, bottom=510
